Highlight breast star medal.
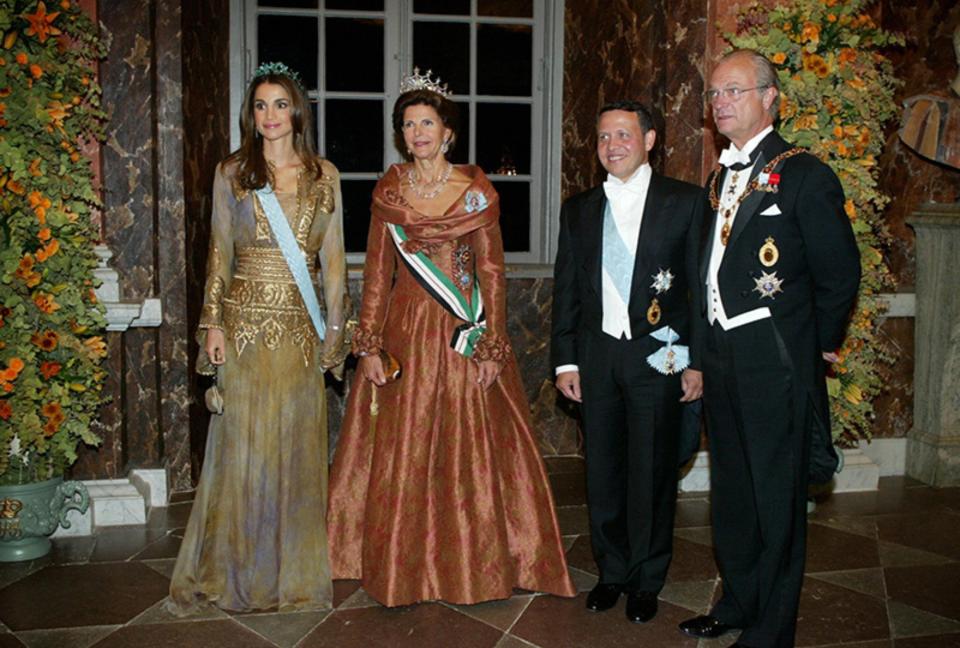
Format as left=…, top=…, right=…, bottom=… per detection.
left=647, top=298, right=662, bottom=325
left=753, top=270, right=784, bottom=299
left=650, top=268, right=674, bottom=294
left=759, top=237, right=779, bottom=267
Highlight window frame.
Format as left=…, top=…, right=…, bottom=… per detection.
left=229, top=0, right=564, bottom=268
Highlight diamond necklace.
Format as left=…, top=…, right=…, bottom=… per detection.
left=407, top=162, right=453, bottom=200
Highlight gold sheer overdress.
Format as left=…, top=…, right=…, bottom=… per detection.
left=168, top=160, right=348, bottom=614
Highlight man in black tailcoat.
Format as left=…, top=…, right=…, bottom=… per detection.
left=551, top=101, right=704, bottom=624
left=677, top=50, right=861, bottom=648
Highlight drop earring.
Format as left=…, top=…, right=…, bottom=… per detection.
left=441, top=139, right=449, bottom=155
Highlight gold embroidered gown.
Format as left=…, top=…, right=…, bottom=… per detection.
left=169, top=160, right=348, bottom=614
left=327, top=165, right=575, bottom=607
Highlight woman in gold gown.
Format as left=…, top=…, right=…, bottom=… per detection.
left=327, top=71, right=575, bottom=607
left=169, top=63, right=348, bottom=614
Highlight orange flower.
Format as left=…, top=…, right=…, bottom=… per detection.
left=31, top=330, right=58, bottom=351
left=84, top=336, right=107, bottom=358
left=24, top=2, right=62, bottom=44
left=40, top=361, right=61, bottom=379
left=771, top=52, right=787, bottom=65
left=42, top=419, right=60, bottom=437
left=0, top=399, right=11, bottom=420
left=827, top=13, right=837, bottom=22
left=838, top=49, right=857, bottom=65
left=847, top=77, right=866, bottom=90
left=844, top=199, right=856, bottom=220
left=38, top=227, right=51, bottom=242
left=801, top=21, right=820, bottom=43
left=41, top=401, right=62, bottom=418
left=33, top=292, right=60, bottom=314
left=60, top=0, right=70, bottom=8
left=15, top=254, right=41, bottom=287
left=832, top=125, right=844, bottom=138
left=792, top=114, right=819, bottom=131
left=7, top=179, right=25, bottom=195
left=824, top=0, right=838, bottom=6
left=802, top=53, right=830, bottom=78
left=8, top=358, right=23, bottom=373
left=35, top=239, right=59, bottom=261
left=47, top=100, right=69, bottom=130
left=28, top=158, right=42, bottom=176
left=15, top=52, right=27, bottom=65
left=29, top=63, right=42, bottom=79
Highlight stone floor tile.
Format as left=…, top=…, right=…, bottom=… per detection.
left=810, top=514, right=879, bottom=539
left=561, top=535, right=577, bottom=552
left=555, top=505, right=589, bottom=537
left=876, top=511, right=960, bottom=561
left=0, top=563, right=170, bottom=630
left=146, top=502, right=194, bottom=530
left=667, top=537, right=719, bottom=583
left=127, top=597, right=229, bottom=625
left=131, top=532, right=182, bottom=561
left=673, top=526, right=713, bottom=547
left=235, top=609, right=331, bottom=648
left=15, top=625, right=117, bottom=648
left=337, top=587, right=381, bottom=610
left=445, top=595, right=534, bottom=632
left=896, top=633, right=960, bottom=647
left=806, top=523, right=881, bottom=573
left=511, top=593, right=700, bottom=648
left=885, top=563, right=960, bottom=621
left=548, top=472, right=586, bottom=507
left=0, top=634, right=25, bottom=648
left=332, top=580, right=363, bottom=608
left=142, top=558, right=176, bottom=579
left=878, top=541, right=955, bottom=568
left=809, top=567, right=886, bottom=599
left=567, top=567, right=598, bottom=593
left=90, top=619, right=275, bottom=647
left=495, top=634, right=540, bottom=648
left=563, top=536, right=595, bottom=576
left=697, top=635, right=743, bottom=648
left=299, top=603, right=504, bottom=648
left=0, top=559, right=50, bottom=592
left=87, top=526, right=170, bottom=563
left=168, top=491, right=194, bottom=504
left=795, top=577, right=889, bottom=646
left=887, top=600, right=960, bottom=639
left=812, top=479, right=950, bottom=518
left=48, top=537, right=96, bottom=566
left=659, top=580, right=718, bottom=615
left=811, top=641, right=892, bottom=648
left=675, top=498, right=712, bottom=529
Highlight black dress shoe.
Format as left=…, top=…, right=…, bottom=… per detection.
left=585, top=583, right=621, bottom=611
left=625, top=591, right=658, bottom=623
left=677, top=614, right=736, bottom=638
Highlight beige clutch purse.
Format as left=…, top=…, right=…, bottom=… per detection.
left=205, top=376, right=224, bottom=415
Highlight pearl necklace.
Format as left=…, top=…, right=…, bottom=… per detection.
left=407, top=162, right=452, bottom=200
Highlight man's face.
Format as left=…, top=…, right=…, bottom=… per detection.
left=708, top=55, right=776, bottom=148
left=596, top=110, right=655, bottom=181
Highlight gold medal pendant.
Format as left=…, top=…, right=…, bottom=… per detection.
left=759, top=237, right=779, bottom=267
left=720, top=223, right=731, bottom=246
left=647, top=298, right=661, bottom=325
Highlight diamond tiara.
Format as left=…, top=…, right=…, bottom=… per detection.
left=399, top=67, right=452, bottom=98
left=252, top=61, right=304, bottom=89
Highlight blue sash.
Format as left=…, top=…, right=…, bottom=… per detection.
left=254, top=186, right=326, bottom=340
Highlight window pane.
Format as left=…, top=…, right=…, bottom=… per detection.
left=342, top=180, right=378, bottom=253
left=326, top=18, right=384, bottom=92
left=413, top=0, right=469, bottom=15
left=478, top=0, right=532, bottom=17
left=447, top=101, right=469, bottom=165
left=493, top=181, right=530, bottom=252
left=327, top=0, right=382, bottom=9
left=476, top=103, right=530, bottom=175
left=326, top=100, right=383, bottom=173
left=260, top=0, right=317, bottom=7
left=412, top=22, right=469, bottom=95
left=477, top=24, right=532, bottom=96
left=258, top=16, right=319, bottom=90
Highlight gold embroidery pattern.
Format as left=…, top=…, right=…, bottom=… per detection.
left=222, top=248, right=319, bottom=365
left=199, top=241, right=225, bottom=329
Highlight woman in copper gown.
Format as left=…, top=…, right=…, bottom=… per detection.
left=327, top=71, right=575, bottom=607
left=168, top=63, right=348, bottom=614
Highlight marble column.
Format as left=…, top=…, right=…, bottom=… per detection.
left=906, top=203, right=960, bottom=486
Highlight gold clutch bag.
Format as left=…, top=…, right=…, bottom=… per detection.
left=380, top=349, right=402, bottom=383
left=205, top=375, right=224, bottom=415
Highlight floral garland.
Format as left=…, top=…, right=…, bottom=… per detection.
left=0, top=1, right=107, bottom=483
left=728, top=0, right=902, bottom=444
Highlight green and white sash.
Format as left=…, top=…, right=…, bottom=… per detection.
left=254, top=186, right=326, bottom=340
left=386, top=223, right=486, bottom=357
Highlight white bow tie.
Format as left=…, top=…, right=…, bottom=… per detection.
left=718, top=146, right=753, bottom=168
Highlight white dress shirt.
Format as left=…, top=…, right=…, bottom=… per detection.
left=706, top=126, right=774, bottom=329
left=556, top=164, right=652, bottom=375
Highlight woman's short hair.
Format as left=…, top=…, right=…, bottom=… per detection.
left=392, top=89, right=460, bottom=159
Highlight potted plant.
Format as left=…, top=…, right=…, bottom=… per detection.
left=0, top=0, right=107, bottom=560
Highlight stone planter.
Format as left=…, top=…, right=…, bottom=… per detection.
left=0, top=477, right=90, bottom=562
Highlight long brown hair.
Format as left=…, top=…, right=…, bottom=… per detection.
left=227, top=73, right=324, bottom=190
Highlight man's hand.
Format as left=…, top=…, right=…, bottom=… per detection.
left=555, top=371, right=582, bottom=403
left=680, top=368, right=703, bottom=402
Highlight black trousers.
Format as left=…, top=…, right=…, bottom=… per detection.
left=702, top=320, right=810, bottom=648
left=579, top=331, right=682, bottom=593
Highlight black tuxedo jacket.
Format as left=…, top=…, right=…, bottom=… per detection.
left=551, top=172, right=703, bottom=371
left=699, top=131, right=860, bottom=431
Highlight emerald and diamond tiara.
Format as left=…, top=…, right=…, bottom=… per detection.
left=252, top=61, right=303, bottom=89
